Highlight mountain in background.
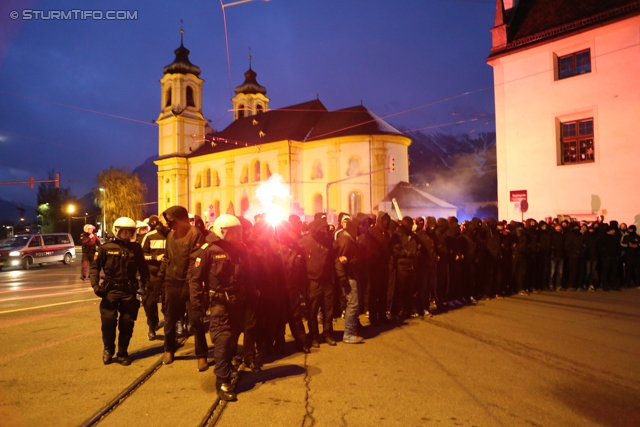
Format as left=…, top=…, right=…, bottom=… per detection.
left=134, top=156, right=159, bottom=216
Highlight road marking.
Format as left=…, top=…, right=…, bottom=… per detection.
left=0, top=297, right=96, bottom=314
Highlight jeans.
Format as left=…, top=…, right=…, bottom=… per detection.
left=550, top=258, right=564, bottom=288
left=343, top=279, right=359, bottom=337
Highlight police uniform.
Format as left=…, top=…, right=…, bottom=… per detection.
left=140, top=229, right=167, bottom=337
left=189, top=234, right=254, bottom=400
left=90, top=237, right=150, bottom=365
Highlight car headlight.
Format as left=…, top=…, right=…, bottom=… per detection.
left=9, top=251, right=21, bottom=257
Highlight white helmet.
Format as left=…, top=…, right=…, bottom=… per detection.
left=212, top=214, right=241, bottom=240
left=113, top=217, right=137, bottom=241
left=136, top=220, right=150, bottom=233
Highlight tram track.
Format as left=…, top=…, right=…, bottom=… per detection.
left=78, top=334, right=243, bottom=427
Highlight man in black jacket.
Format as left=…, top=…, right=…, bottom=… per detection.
left=415, top=217, right=437, bottom=317
left=299, top=218, right=337, bottom=346
left=366, top=212, right=392, bottom=326
left=140, top=215, right=167, bottom=340
left=158, top=206, right=208, bottom=370
left=391, top=216, right=419, bottom=320
left=334, top=217, right=363, bottom=343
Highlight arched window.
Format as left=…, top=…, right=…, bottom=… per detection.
left=194, top=172, right=202, bottom=189
left=195, top=201, right=202, bottom=217
left=240, top=165, right=249, bottom=184
left=253, top=160, right=261, bottom=182
left=257, top=104, right=264, bottom=114
left=314, top=194, right=323, bottom=215
left=264, top=162, right=272, bottom=179
left=348, top=191, right=363, bottom=216
left=212, top=170, right=220, bottom=187
left=346, top=156, right=363, bottom=177
left=238, top=105, right=245, bottom=119
left=165, top=87, right=171, bottom=107
left=204, top=168, right=211, bottom=187
left=311, top=160, right=323, bottom=180
left=186, top=86, right=195, bottom=107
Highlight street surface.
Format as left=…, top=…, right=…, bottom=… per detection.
left=0, top=257, right=639, bottom=427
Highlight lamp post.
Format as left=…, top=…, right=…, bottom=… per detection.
left=99, top=188, right=106, bottom=237
left=67, top=204, right=75, bottom=234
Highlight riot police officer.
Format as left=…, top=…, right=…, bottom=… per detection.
left=189, top=214, right=256, bottom=401
left=90, top=217, right=150, bottom=366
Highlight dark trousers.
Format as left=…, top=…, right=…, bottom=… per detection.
left=256, top=293, right=285, bottom=353
left=307, top=279, right=334, bottom=337
left=284, top=287, right=307, bottom=345
left=436, top=260, right=449, bottom=305
left=484, top=256, right=501, bottom=297
left=512, top=255, right=526, bottom=293
left=100, top=288, right=140, bottom=356
left=142, top=278, right=161, bottom=331
left=242, top=297, right=258, bottom=364
left=368, top=265, right=389, bottom=324
left=81, top=252, right=94, bottom=279
left=164, top=285, right=208, bottom=358
left=209, top=302, right=243, bottom=383
left=392, top=266, right=417, bottom=316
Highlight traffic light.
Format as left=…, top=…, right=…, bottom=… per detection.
left=388, top=156, right=395, bottom=172
left=54, top=173, right=60, bottom=189
left=29, top=176, right=34, bottom=189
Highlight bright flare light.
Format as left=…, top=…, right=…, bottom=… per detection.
left=253, top=174, right=291, bottom=226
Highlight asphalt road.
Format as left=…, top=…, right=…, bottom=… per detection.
left=1, top=258, right=639, bottom=427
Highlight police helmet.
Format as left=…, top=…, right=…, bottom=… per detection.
left=212, top=214, right=241, bottom=240
left=112, top=217, right=137, bottom=241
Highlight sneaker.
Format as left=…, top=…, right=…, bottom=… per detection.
left=248, top=362, right=262, bottom=373
left=176, top=321, right=184, bottom=336
left=423, top=311, right=434, bottom=318
left=343, top=335, right=364, bottom=344
left=102, top=349, right=113, bottom=365
left=147, top=329, right=156, bottom=341
left=588, top=285, right=595, bottom=291
left=217, top=383, right=237, bottom=401
left=518, top=290, right=527, bottom=296
left=117, top=355, right=131, bottom=366
left=310, top=338, right=320, bottom=348
left=495, top=294, right=504, bottom=299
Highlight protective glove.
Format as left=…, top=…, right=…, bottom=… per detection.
left=93, top=285, right=108, bottom=298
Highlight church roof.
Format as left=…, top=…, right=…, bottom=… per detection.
left=189, top=99, right=406, bottom=157
left=381, top=181, right=456, bottom=209
left=490, top=0, right=640, bottom=57
left=163, top=42, right=201, bottom=77
left=234, top=66, right=267, bottom=95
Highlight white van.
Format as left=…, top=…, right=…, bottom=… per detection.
left=0, top=233, right=76, bottom=271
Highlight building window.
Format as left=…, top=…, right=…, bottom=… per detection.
left=165, top=87, right=171, bottom=107
left=257, top=105, right=264, bottom=114
left=212, top=170, right=220, bottom=187
left=346, top=156, right=363, bottom=176
left=186, top=86, right=195, bottom=107
left=238, top=105, right=245, bottom=119
left=558, top=49, right=591, bottom=80
left=194, top=172, right=202, bottom=189
left=314, top=194, right=323, bottom=214
left=311, top=160, right=323, bottom=180
left=348, top=191, right=363, bottom=216
left=240, top=165, right=249, bottom=184
left=204, top=168, right=211, bottom=187
left=253, top=160, right=261, bottom=182
left=195, top=201, right=202, bottom=217
left=561, top=118, right=594, bottom=165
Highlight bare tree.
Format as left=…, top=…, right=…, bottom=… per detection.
left=94, top=167, right=147, bottom=235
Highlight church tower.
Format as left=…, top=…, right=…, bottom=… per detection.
left=156, top=30, right=206, bottom=212
left=232, top=56, right=269, bottom=120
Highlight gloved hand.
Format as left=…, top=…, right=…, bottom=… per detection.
left=93, top=285, right=108, bottom=298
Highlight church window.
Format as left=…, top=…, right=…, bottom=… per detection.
left=314, top=194, right=323, bottom=214
left=165, top=87, right=172, bottom=107
left=257, top=105, right=264, bottom=114
left=238, top=105, right=245, bottom=119
left=195, top=201, right=202, bottom=217
left=346, top=156, right=363, bottom=177
left=557, top=49, right=591, bottom=80
left=186, top=86, right=195, bottom=107
left=560, top=118, right=594, bottom=165
left=311, top=160, right=323, bottom=180
left=264, top=162, right=272, bottom=179
left=194, top=172, right=202, bottom=189
left=212, top=170, right=221, bottom=187
left=348, top=191, right=363, bottom=216
left=204, top=168, right=211, bottom=187
left=253, top=160, right=261, bottom=182
left=240, top=165, right=249, bottom=184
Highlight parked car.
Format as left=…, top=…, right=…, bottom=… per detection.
left=0, top=233, right=76, bottom=271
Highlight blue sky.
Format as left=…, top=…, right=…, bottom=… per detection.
left=0, top=0, right=496, bottom=207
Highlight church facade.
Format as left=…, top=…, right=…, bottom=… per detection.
left=488, top=0, right=640, bottom=223
left=155, top=40, right=411, bottom=223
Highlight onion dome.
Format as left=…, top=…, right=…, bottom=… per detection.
left=234, top=66, right=267, bottom=95
left=163, top=39, right=201, bottom=77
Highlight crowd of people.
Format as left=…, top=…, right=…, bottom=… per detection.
left=85, top=207, right=639, bottom=402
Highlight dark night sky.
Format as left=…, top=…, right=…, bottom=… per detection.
left=0, top=0, right=496, bottom=208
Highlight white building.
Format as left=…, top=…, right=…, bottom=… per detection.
left=487, top=0, right=640, bottom=224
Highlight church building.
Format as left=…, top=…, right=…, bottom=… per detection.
left=155, top=38, right=411, bottom=224
left=488, top=0, right=640, bottom=223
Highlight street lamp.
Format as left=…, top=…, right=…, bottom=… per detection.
left=67, top=204, right=75, bottom=234
left=99, top=188, right=106, bottom=237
